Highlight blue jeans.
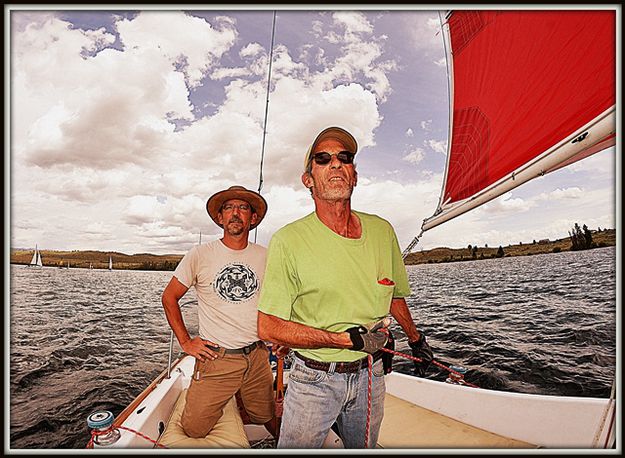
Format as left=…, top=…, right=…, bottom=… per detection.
left=277, top=355, right=386, bottom=448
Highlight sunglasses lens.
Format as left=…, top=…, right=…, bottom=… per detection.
left=312, top=151, right=354, bottom=166
left=313, top=153, right=331, bottom=164
left=337, top=152, right=354, bottom=164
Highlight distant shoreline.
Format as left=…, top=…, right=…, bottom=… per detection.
left=10, top=229, right=616, bottom=270
left=403, top=228, right=615, bottom=265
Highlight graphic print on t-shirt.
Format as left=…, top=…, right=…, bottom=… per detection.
left=213, top=263, right=259, bottom=303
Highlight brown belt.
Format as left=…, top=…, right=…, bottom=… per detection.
left=207, top=340, right=263, bottom=355
left=294, top=351, right=383, bottom=373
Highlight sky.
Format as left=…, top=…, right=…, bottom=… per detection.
left=6, top=5, right=620, bottom=256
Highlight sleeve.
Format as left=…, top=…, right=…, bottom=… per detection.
left=173, top=246, right=198, bottom=289
left=389, top=225, right=412, bottom=298
left=257, top=233, right=299, bottom=320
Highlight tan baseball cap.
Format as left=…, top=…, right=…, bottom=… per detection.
left=206, top=185, right=267, bottom=229
left=304, top=126, right=358, bottom=171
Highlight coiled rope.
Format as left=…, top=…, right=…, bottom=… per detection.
left=87, top=425, right=168, bottom=449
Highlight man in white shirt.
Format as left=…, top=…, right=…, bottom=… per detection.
left=162, top=185, right=276, bottom=438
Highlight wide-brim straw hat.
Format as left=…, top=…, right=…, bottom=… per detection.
left=303, top=126, right=359, bottom=171
left=206, top=185, right=267, bottom=229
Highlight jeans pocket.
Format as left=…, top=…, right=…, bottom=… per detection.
left=372, top=359, right=385, bottom=378
left=290, top=361, right=327, bottom=384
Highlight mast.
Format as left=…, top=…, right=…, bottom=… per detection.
left=254, top=10, right=277, bottom=244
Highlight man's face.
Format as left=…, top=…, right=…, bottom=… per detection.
left=217, top=198, right=258, bottom=236
left=302, top=138, right=357, bottom=202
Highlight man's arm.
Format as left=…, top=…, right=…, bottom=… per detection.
left=161, top=276, right=220, bottom=361
left=389, top=297, right=421, bottom=343
left=258, top=311, right=352, bottom=349
left=390, top=297, right=434, bottom=376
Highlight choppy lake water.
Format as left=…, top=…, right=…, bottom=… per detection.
left=9, top=247, right=617, bottom=449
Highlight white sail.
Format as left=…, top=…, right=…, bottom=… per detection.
left=29, top=249, right=38, bottom=266
left=28, top=245, right=43, bottom=268
left=108, top=256, right=113, bottom=270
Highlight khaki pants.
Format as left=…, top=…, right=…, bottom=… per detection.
left=181, top=343, right=275, bottom=438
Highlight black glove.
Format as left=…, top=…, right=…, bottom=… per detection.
left=347, top=319, right=389, bottom=354
left=408, top=332, right=433, bottom=377
left=382, top=331, right=395, bottom=374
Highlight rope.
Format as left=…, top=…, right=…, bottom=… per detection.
left=87, top=425, right=168, bottom=449
left=275, top=357, right=285, bottom=418
left=380, top=347, right=480, bottom=388
left=364, top=354, right=373, bottom=448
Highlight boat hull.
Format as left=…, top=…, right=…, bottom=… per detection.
left=90, top=355, right=615, bottom=449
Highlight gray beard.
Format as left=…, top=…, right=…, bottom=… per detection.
left=315, top=186, right=353, bottom=201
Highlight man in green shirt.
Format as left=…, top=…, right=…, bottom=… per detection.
left=258, top=126, right=434, bottom=448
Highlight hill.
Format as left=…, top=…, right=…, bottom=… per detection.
left=10, top=229, right=615, bottom=270
left=10, top=249, right=183, bottom=271
left=404, top=228, right=615, bottom=265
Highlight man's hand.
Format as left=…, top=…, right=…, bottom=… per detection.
left=271, top=344, right=290, bottom=358
left=408, top=332, right=433, bottom=377
left=347, top=317, right=391, bottom=354
left=181, top=336, right=221, bottom=362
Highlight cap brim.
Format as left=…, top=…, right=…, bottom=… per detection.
left=304, top=126, right=358, bottom=170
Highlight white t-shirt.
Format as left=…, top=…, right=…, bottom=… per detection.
left=173, top=239, right=266, bottom=348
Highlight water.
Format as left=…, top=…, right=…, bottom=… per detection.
left=8, top=247, right=617, bottom=449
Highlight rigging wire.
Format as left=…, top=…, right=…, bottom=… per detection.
left=255, top=10, right=277, bottom=244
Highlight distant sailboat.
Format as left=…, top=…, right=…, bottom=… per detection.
left=28, top=245, right=43, bottom=268
left=89, top=262, right=93, bottom=270
left=108, top=256, right=113, bottom=271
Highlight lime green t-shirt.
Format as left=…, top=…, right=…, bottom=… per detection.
left=258, top=211, right=411, bottom=362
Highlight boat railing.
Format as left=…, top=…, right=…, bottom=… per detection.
left=166, top=299, right=197, bottom=379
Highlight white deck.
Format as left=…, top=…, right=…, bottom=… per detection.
left=379, top=393, right=534, bottom=448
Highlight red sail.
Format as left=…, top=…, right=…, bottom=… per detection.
left=422, top=10, right=616, bottom=232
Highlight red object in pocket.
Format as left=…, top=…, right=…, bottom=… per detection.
left=378, top=278, right=395, bottom=286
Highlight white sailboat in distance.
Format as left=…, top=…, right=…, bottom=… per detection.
left=27, top=245, right=43, bottom=268
left=108, top=256, right=113, bottom=271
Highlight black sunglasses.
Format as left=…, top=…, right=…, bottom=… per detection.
left=312, top=151, right=355, bottom=166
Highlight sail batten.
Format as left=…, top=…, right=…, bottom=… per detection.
left=423, top=10, right=616, bottom=233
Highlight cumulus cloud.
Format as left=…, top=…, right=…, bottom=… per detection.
left=115, top=12, right=237, bottom=88
left=10, top=10, right=395, bottom=252
left=482, top=192, right=535, bottom=214
left=404, top=12, right=443, bottom=52
left=535, top=187, right=584, bottom=201
left=426, top=139, right=447, bottom=155
left=10, top=10, right=615, bottom=255
left=403, top=148, right=425, bottom=165
left=311, top=11, right=398, bottom=102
